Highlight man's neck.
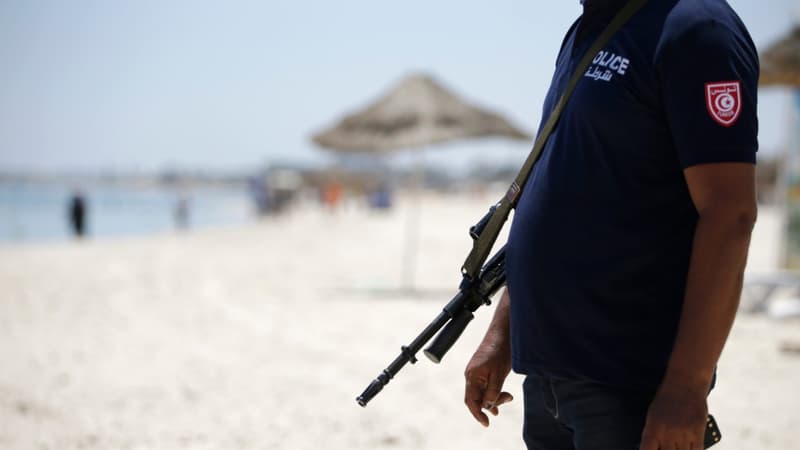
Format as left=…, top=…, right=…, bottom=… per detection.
left=576, top=0, right=631, bottom=42
left=582, top=0, right=630, bottom=16
left=582, top=0, right=630, bottom=10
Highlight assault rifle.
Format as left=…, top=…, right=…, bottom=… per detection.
left=356, top=206, right=506, bottom=407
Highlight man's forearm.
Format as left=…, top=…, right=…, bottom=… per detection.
left=482, top=289, right=511, bottom=349
left=662, top=205, right=756, bottom=391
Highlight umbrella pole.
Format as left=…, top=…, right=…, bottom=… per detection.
left=401, top=162, right=423, bottom=292
left=783, top=89, right=800, bottom=268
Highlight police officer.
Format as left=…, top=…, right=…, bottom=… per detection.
left=463, top=0, right=759, bottom=449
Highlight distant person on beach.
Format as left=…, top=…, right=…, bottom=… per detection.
left=68, top=191, right=88, bottom=238
left=368, top=182, right=393, bottom=210
left=464, top=1, right=758, bottom=449
left=249, top=175, right=273, bottom=215
left=174, top=195, right=190, bottom=230
left=322, top=182, right=344, bottom=212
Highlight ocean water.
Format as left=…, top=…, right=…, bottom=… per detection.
left=0, top=181, right=255, bottom=243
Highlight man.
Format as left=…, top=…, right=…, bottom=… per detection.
left=463, top=0, right=759, bottom=449
left=68, top=190, right=87, bottom=238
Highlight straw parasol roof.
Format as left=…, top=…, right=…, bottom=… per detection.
left=312, top=73, right=531, bottom=153
left=760, top=25, right=800, bottom=87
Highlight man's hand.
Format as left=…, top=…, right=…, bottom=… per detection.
left=464, top=340, right=513, bottom=427
left=640, top=381, right=709, bottom=450
left=463, top=289, right=513, bottom=427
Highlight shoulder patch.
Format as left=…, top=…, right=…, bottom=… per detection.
left=705, top=81, right=742, bottom=127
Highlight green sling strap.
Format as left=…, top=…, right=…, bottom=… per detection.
left=461, top=0, right=650, bottom=280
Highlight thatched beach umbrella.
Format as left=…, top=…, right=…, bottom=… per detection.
left=760, top=25, right=800, bottom=87
left=313, top=73, right=530, bottom=153
left=312, top=73, right=531, bottom=290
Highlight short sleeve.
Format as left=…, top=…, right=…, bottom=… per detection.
left=656, top=20, right=759, bottom=168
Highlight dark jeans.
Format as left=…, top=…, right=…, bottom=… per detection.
left=522, top=375, right=656, bottom=450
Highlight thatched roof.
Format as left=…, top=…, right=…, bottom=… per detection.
left=760, top=26, right=800, bottom=87
left=312, top=74, right=531, bottom=153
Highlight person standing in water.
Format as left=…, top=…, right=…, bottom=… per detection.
left=68, top=190, right=87, bottom=238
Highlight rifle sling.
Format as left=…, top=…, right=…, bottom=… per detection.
left=461, top=0, right=649, bottom=280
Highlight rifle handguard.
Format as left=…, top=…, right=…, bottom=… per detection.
left=423, top=309, right=475, bottom=363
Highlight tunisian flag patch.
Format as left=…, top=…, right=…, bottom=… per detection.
left=705, top=81, right=742, bottom=127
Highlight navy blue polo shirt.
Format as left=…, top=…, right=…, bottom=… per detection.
left=506, top=0, right=758, bottom=389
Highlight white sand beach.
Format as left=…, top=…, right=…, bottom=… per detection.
left=0, top=192, right=798, bottom=450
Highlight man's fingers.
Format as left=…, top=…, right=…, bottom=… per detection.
left=466, top=398, right=489, bottom=426
left=641, top=431, right=702, bottom=450
left=464, top=378, right=489, bottom=427
left=639, top=439, right=659, bottom=450
left=481, top=375, right=512, bottom=408
left=641, top=432, right=686, bottom=450
left=481, top=388, right=502, bottom=410
left=495, top=391, right=514, bottom=406
left=486, top=391, right=514, bottom=415
left=691, top=427, right=706, bottom=450
left=484, top=391, right=514, bottom=419
left=639, top=430, right=659, bottom=450
left=641, top=420, right=705, bottom=450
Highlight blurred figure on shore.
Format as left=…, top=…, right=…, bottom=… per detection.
left=368, top=182, right=393, bottom=210
left=174, top=194, right=190, bottom=230
left=68, top=190, right=87, bottom=238
left=249, top=175, right=272, bottom=215
left=322, top=181, right=343, bottom=212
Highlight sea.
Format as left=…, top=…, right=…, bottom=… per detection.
left=0, top=181, right=255, bottom=243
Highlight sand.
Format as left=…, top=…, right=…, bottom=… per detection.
left=0, top=192, right=798, bottom=450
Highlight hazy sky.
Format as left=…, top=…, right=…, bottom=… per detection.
left=0, top=0, right=797, bottom=173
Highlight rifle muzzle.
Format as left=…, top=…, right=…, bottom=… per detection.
left=356, top=374, right=388, bottom=407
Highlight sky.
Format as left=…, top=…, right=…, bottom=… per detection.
left=0, top=0, right=797, bottom=174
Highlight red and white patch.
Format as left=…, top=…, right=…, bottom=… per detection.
left=705, top=81, right=742, bottom=127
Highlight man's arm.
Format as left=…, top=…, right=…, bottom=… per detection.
left=641, top=162, right=757, bottom=450
left=464, top=288, right=513, bottom=427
